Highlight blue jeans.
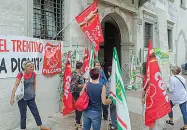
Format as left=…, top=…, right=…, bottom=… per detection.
left=110, top=104, right=117, bottom=128
left=169, top=101, right=187, bottom=124
left=18, top=98, right=42, bottom=129
left=83, top=110, right=102, bottom=130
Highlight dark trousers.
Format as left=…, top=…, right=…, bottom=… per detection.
left=110, top=104, right=117, bottom=128
left=102, top=104, right=108, bottom=119
left=72, top=92, right=82, bottom=124
left=169, top=100, right=187, bottom=124
left=18, top=98, right=42, bottom=129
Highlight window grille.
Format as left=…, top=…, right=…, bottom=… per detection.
left=144, top=22, right=153, bottom=48
left=181, top=0, right=186, bottom=8
left=33, top=0, right=64, bottom=40
left=167, top=29, right=172, bottom=50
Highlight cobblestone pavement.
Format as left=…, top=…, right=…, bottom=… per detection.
left=12, top=90, right=184, bottom=130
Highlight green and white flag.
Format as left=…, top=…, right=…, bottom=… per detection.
left=127, top=55, right=137, bottom=90
left=89, top=43, right=95, bottom=69
left=75, top=43, right=80, bottom=61
left=110, top=48, right=131, bottom=130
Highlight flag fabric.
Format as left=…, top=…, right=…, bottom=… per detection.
left=83, top=48, right=90, bottom=74
left=83, top=43, right=95, bottom=81
left=143, top=41, right=171, bottom=128
left=62, top=51, right=75, bottom=116
left=89, top=43, right=95, bottom=69
left=110, top=47, right=131, bottom=130
left=82, top=48, right=90, bottom=82
left=75, top=43, right=80, bottom=61
left=127, top=55, right=136, bottom=90
left=42, top=43, right=62, bottom=75
left=75, top=0, right=103, bottom=52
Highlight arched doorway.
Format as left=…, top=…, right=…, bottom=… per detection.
left=99, top=14, right=121, bottom=78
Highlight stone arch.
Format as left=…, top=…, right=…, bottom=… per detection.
left=99, top=6, right=132, bottom=44
left=176, top=30, right=187, bottom=65
left=99, top=6, right=132, bottom=85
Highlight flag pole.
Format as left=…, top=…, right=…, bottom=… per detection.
left=107, top=105, right=110, bottom=130
left=52, top=18, right=75, bottom=40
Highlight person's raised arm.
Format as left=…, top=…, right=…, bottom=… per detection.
left=101, top=85, right=112, bottom=105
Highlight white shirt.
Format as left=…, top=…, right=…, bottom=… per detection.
left=169, top=75, right=187, bottom=104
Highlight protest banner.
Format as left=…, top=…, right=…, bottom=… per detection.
left=0, top=35, right=62, bottom=78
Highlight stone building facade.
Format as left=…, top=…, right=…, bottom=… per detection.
left=1, top=0, right=187, bottom=129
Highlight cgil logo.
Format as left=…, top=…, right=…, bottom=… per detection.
left=45, top=44, right=61, bottom=53
left=64, top=76, right=71, bottom=99
left=155, top=72, right=169, bottom=102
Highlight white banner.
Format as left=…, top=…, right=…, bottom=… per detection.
left=0, top=35, right=62, bottom=78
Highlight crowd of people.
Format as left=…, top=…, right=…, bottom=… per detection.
left=9, top=59, right=187, bottom=130
left=71, top=61, right=116, bottom=130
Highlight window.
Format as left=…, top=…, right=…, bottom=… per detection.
left=33, top=0, right=64, bottom=40
left=167, top=29, right=172, bottom=50
left=144, top=22, right=153, bottom=48
left=181, top=0, right=186, bottom=9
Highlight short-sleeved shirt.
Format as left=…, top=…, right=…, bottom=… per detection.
left=99, top=69, right=107, bottom=85
left=70, top=71, right=84, bottom=94
left=16, top=72, right=36, bottom=100
left=16, top=72, right=36, bottom=80
left=169, top=75, right=187, bottom=104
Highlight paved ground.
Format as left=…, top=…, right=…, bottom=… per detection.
left=12, top=89, right=185, bottom=130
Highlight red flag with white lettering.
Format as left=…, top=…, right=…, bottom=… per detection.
left=62, top=51, right=75, bottom=116
left=42, top=43, right=62, bottom=75
left=83, top=48, right=90, bottom=74
left=75, top=1, right=103, bottom=52
left=144, top=41, right=171, bottom=128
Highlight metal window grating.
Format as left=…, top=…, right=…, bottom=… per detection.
left=33, top=0, right=64, bottom=40
left=144, top=22, right=153, bottom=48
left=181, top=0, right=186, bottom=7
left=167, top=29, right=172, bottom=50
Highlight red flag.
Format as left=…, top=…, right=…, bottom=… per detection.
left=144, top=41, right=171, bottom=128
left=75, top=1, right=103, bottom=52
left=42, top=43, right=62, bottom=75
left=83, top=48, right=90, bottom=74
left=62, top=51, right=75, bottom=116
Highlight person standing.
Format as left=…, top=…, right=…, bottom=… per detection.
left=107, top=66, right=117, bottom=130
left=82, top=68, right=112, bottom=130
left=166, top=66, right=187, bottom=130
left=70, top=62, right=85, bottom=130
left=94, top=61, right=109, bottom=120
left=10, top=60, right=50, bottom=130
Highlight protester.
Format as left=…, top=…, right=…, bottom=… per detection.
left=94, top=60, right=109, bottom=120
left=166, top=66, right=187, bottom=130
left=70, top=61, right=85, bottom=130
left=81, top=68, right=112, bottom=130
left=10, top=60, right=50, bottom=130
left=108, top=66, right=117, bottom=130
